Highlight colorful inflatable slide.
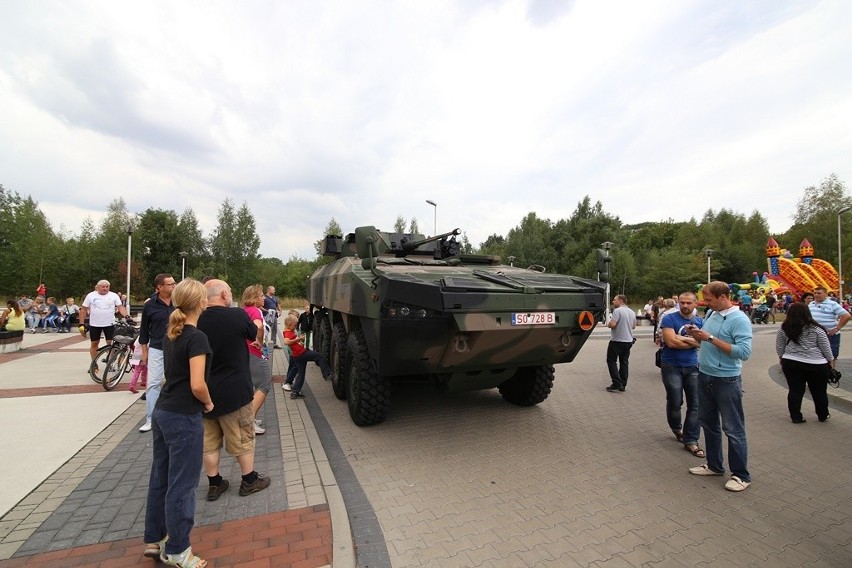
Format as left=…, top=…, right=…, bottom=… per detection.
left=762, top=237, right=839, bottom=297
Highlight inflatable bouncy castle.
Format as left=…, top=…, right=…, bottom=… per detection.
left=763, top=237, right=838, bottom=297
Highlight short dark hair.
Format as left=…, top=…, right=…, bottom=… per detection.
left=155, top=273, right=174, bottom=287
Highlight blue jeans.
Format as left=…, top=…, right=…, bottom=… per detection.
left=144, top=408, right=203, bottom=555
left=145, top=348, right=165, bottom=424
left=697, top=372, right=750, bottom=481
left=661, top=364, right=700, bottom=445
left=829, top=334, right=841, bottom=359
left=291, top=349, right=331, bottom=393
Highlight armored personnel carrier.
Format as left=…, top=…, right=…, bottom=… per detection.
left=307, top=226, right=607, bottom=426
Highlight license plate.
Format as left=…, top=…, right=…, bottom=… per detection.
left=511, top=312, right=555, bottom=325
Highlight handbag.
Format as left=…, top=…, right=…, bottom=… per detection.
left=828, top=368, right=841, bottom=388
left=655, top=348, right=663, bottom=368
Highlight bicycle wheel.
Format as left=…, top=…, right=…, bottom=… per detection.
left=103, top=346, right=130, bottom=391
left=89, top=345, right=113, bottom=384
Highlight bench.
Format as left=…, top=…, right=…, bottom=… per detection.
left=0, top=330, right=24, bottom=353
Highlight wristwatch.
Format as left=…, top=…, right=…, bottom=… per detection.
left=706, top=335, right=715, bottom=343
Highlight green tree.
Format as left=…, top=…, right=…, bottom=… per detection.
left=208, top=199, right=260, bottom=292
left=393, top=215, right=406, bottom=233
left=785, top=174, right=852, bottom=273
left=409, top=217, right=420, bottom=235
left=178, top=208, right=210, bottom=279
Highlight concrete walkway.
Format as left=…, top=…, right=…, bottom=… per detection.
left=0, top=331, right=353, bottom=567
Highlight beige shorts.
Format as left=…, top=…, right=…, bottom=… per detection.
left=203, top=402, right=255, bottom=456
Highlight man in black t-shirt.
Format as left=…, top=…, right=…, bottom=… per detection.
left=197, top=279, right=271, bottom=500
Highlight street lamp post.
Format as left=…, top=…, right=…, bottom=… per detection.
left=126, top=222, right=135, bottom=311
left=704, top=248, right=714, bottom=284
left=601, top=241, right=613, bottom=320
left=838, top=207, right=851, bottom=302
left=426, top=199, right=437, bottom=236
left=179, top=251, right=188, bottom=280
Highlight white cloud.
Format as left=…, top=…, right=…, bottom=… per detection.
left=1, top=0, right=850, bottom=262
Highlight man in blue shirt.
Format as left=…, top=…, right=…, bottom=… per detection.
left=138, top=274, right=176, bottom=433
left=686, top=281, right=753, bottom=492
left=809, top=286, right=850, bottom=360
left=659, top=291, right=704, bottom=458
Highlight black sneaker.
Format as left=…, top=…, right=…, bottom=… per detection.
left=605, top=385, right=622, bottom=392
left=290, top=392, right=305, bottom=399
left=207, top=479, right=229, bottom=501
left=239, top=473, right=271, bottom=496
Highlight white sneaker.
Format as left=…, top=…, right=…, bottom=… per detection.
left=282, top=383, right=292, bottom=391
left=725, top=476, right=751, bottom=492
left=255, top=418, right=262, bottom=426
left=139, top=421, right=152, bottom=433
left=254, top=423, right=266, bottom=435
left=689, top=464, right=723, bottom=476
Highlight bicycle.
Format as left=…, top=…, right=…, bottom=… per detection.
left=88, top=320, right=139, bottom=391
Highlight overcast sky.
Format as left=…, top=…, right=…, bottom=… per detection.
left=2, top=0, right=850, bottom=259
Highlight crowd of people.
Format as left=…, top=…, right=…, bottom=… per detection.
left=2, top=277, right=323, bottom=567
left=613, top=282, right=849, bottom=495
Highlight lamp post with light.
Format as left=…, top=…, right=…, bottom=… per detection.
left=179, top=251, right=188, bottom=280
left=601, top=241, right=613, bottom=320
left=126, top=222, right=135, bottom=309
left=426, top=199, right=437, bottom=236
left=838, top=207, right=851, bottom=302
left=704, top=248, right=714, bottom=284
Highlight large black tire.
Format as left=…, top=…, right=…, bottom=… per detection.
left=103, top=346, right=130, bottom=391
left=317, top=315, right=332, bottom=362
left=330, top=322, right=349, bottom=400
left=498, top=364, right=555, bottom=406
left=346, top=329, right=389, bottom=426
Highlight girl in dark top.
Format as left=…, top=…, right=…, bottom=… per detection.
left=143, top=279, right=213, bottom=567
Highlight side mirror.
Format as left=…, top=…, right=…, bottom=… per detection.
left=355, top=226, right=378, bottom=259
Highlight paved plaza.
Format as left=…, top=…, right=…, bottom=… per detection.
left=1, top=323, right=851, bottom=567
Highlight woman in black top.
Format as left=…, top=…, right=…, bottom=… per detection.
left=143, top=279, right=213, bottom=567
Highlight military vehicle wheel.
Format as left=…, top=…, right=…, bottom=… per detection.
left=317, top=316, right=332, bottom=361
left=330, top=322, right=349, bottom=400
left=498, top=364, right=554, bottom=406
left=346, top=328, right=389, bottom=426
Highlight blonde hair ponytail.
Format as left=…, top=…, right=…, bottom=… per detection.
left=167, top=279, right=206, bottom=340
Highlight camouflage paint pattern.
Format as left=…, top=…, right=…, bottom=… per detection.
left=308, top=227, right=607, bottom=390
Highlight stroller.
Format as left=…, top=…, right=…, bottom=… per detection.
left=751, top=303, right=770, bottom=324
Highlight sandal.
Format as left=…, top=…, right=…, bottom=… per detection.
left=161, top=546, right=207, bottom=568
left=685, top=444, right=706, bottom=458
left=143, top=535, right=167, bottom=559
left=673, top=430, right=684, bottom=444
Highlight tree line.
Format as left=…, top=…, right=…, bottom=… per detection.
left=1, top=174, right=848, bottom=304
left=478, top=174, right=851, bottom=302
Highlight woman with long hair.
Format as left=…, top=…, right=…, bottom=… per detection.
left=143, top=279, right=213, bottom=567
left=776, top=302, right=834, bottom=423
left=241, top=284, right=271, bottom=436
left=0, top=299, right=25, bottom=331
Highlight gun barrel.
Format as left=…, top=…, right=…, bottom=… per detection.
left=402, top=228, right=461, bottom=251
